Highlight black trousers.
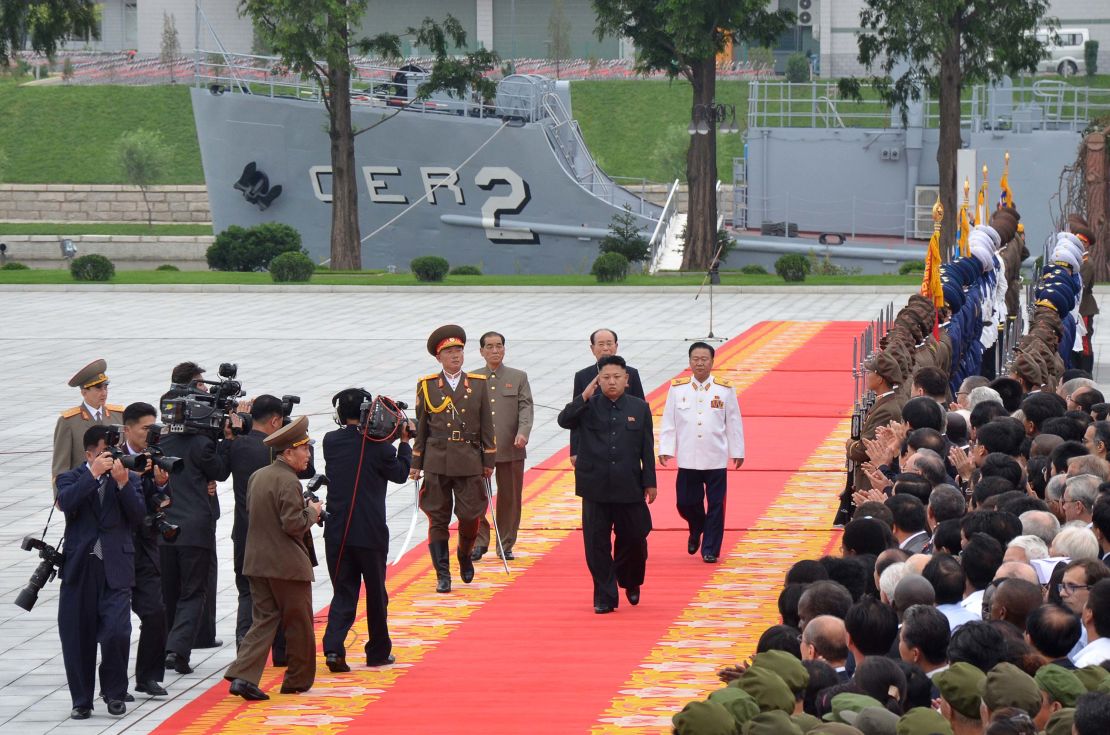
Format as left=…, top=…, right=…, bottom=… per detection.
left=131, top=536, right=166, bottom=684
left=59, top=556, right=131, bottom=709
left=161, top=545, right=211, bottom=662
left=194, top=549, right=218, bottom=646
left=581, top=498, right=652, bottom=609
left=233, top=536, right=286, bottom=660
left=676, top=468, right=728, bottom=557
left=323, top=543, right=391, bottom=662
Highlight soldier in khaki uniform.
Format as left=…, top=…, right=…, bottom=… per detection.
left=846, top=351, right=907, bottom=491
left=52, top=359, right=124, bottom=489
left=472, top=331, right=533, bottom=562
left=410, top=325, right=496, bottom=593
left=225, top=416, right=321, bottom=701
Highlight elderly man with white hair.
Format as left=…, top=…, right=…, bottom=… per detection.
left=879, top=562, right=910, bottom=605
left=968, top=386, right=1004, bottom=411
left=1044, top=475, right=1068, bottom=523
left=1020, top=510, right=1061, bottom=546
left=1050, top=524, right=1101, bottom=561
left=1063, top=474, right=1101, bottom=525
left=1059, top=377, right=1100, bottom=404
left=1005, top=534, right=1050, bottom=564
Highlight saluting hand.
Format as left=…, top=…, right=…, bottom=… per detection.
left=581, top=375, right=600, bottom=401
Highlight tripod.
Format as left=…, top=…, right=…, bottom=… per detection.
left=686, top=242, right=727, bottom=343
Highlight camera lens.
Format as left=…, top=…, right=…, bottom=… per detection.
left=14, top=586, right=39, bottom=612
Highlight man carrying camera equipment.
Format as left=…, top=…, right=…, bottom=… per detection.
left=225, top=416, right=322, bottom=700
left=55, top=425, right=146, bottom=719
left=410, top=325, right=497, bottom=593
left=52, top=359, right=124, bottom=491
left=159, top=363, right=247, bottom=674
left=322, top=388, right=413, bottom=672
left=121, top=402, right=179, bottom=697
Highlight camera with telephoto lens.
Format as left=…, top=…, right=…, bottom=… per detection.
left=359, top=395, right=411, bottom=441
left=304, top=474, right=329, bottom=526
left=102, top=424, right=150, bottom=471
left=143, top=423, right=184, bottom=474
left=14, top=536, right=65, bottom=611
left=143, top=491, right=179, bottom=543
left=161, top=362, right=254, bottom=438
left=280, top=394, right=301, bottom=426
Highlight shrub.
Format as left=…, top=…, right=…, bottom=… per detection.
left=70, top=254, right=115, bottom=282
left=591, top=252, right=629, bottom=282
left=156, top=263, right=180, bottom=271
left=1085, top=40, right=1099, bottom=77
left=116, top=128, right=171, bottom=226
left=269, top=251, right=315, bottom=282
left=2, top=261, right=30, bottom=270
left=739, top=264, right=768, bottom=275
left=774, top=253, right=810, bottom=282
left=449, top=264, right=482, bottom=276
left=600, top=206, right=651, bottom=263
left=899, top=260, right=926, bottom=275
left=207, top=222, right=303, bottom=271
left=785, top=53, right=810, bottom=83
left=411, top=255, right=450, bottom=282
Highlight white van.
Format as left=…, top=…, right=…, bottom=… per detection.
left=1035, top=27, right=1090, bottom=76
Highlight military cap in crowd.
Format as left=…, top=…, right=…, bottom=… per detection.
left=752, top=650, right=809, bottom=696
left=840, top=706, right=898, bottom=735
left=263, top=415, right=311, bottom=451
left=807, top=725, right=863, bottom=735
left=896, top=708, right=953, bottom=735
left=427, top=324, right=467, bottom=356
left=1044, top=708, right=1075, bottom=735
left=734, top=666, right=795, bottom=714
left=991, top=211, right=1018, bottom=244
left=68, top=358, right=109, bottom=388
left=672, top=700, right=737, bottom=735
left=823, top=693, right=883, bottom=723
left=1036, top=664, right=1087, bottom=708
left=743, top=710, right=803, bottom=735
left=708, top=686, right=760, bottom=727
left=1072, top=223, right=1096, bottom=248
left=981, top=662, right=1041, bottom=717
left=935, top=662, right=985, bottom=719
left=791, top=713, right=823, bottom=733
left=1011, top=352, right=1044, bottom=388
left=1073, top=665, right=1110, bottom=692
left=864, top=352, right=903, bottom=387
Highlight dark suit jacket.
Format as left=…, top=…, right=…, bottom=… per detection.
left=123, top=444, right=168, bottom=567
left=229, top=430, right=271, bottom=544
left=557, top=391, right=656, bottom=503
left=323, top=425, right=413, bottom=552
left=570, top=363, right=645, bottom=456
left=160, top=432, right=232, bottom=548
left=56, top=464, right=146, bottom=590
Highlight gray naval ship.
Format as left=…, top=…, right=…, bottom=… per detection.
left=191, top=54, right=667, bottom=274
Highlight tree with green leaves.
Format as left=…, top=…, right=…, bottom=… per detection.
left=840, top=0, right=1052, bottom=250
left=117, top=129, right=171, bottom=227
left=240, top=1, right=497, bottom=269
left=160, top=12, right=180, bottom=83
left=0, top=0, right=99, bottom=64
left=593, top=0, right=792, bottom=271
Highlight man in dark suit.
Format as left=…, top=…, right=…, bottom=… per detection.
left=56, top=425, right=146, bottom=719
left=322, top=388, right=413, bottom=672
left=570, top=328, right=645, bottom=466
left=558, top=355, right=657, bottom=614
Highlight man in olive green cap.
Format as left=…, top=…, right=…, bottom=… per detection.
left=823, top=693, right=883, bottom=724
left=672, top=699, right=737, bottom=735
left=1034, top=664, right=1086, bottom=729
left=934, top=662, right=984, bottom=735
left=896, top=708, right=953, bottom=735
left=52, top=358, right=123, bottom=491
left=1073, top=664, right=1110, bottom=692
left=752, top=650, right=809, bottom=699
left=708, top=686, right=760, bottom=728
left=791, top=713, right=823, bottom=733
left=840, top=706, right=898, bottom=735
left=1043, top=707, right=1074, bottom=735
left=744, top=710, right=802, bottom=735
left=734, top=666, right=795, bottom=714
left=980, top=662, right=1042, bottom=720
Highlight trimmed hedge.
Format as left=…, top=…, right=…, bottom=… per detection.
left=207, top=222, right=303, bottom=272
left=1, top=261, right=30, bottom=270
left=70, top=254, right=115, bottom=281
left=411, top=255, right=450, bottom=282
left=269, top=251, right=316, bottom=282
left=774, top=253, right=810, bottom=282
left=449, top=264, right=482, bottom=276
left=591, top=251, right=629, bottom=282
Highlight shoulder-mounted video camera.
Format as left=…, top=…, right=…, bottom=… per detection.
left=361, top=395, right=410, bottom=441
left=162, top=362, right=254, bottom=438
left=281, top=394, right=300, bottom=425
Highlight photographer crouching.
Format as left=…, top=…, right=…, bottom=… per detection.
left=56, top=425, right=146, bottom=719
left=225, top=416, right=321, bottom=700
left=321, top=389, right=413, bottom=672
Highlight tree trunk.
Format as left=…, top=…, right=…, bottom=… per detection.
left=328, top=28, right=361, bottom=270
left=1085, top=131, right=1108, bottom=281
left=681, top=58, right=718, bottom=272
left=936, top=29, right=962, bottom=260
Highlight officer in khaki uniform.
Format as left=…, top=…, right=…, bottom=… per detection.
left=224, top=416, right=321, bottom=701
left=53, top=359, right=124, bottom=489
left=410, top=325, right=496, bottom=593
left=472, top=331, right=533, bottom=562
left=846, top=351, right=906, bottom=491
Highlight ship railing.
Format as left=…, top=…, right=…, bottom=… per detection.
left=540, top=91, right=618, bottom=202
left=966, top=81, right=1110, bottom=133
left=749, top=80, right=976, bottom=130
left=746, top=191, right=924, bottom=244
left=648, top=180, right=682, bottom=274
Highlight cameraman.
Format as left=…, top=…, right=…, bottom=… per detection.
left=321, top=389, right=413, bottom=671
left=159, top=387, right=240, bottom=674
left=56, top=425, right=146, bottom=719
left=120, top=402, right=171, bottom=697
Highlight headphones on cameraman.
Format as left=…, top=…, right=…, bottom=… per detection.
left=331, top=388, right=373, bottom=426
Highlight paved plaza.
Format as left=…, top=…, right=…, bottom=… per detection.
left=0, top=285, right=1106, bottom=734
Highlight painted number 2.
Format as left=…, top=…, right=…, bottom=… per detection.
left=475, top=167, right=539, bottom=244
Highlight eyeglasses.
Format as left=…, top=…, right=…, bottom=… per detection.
left=1058, top=582, right=1091, bottom=595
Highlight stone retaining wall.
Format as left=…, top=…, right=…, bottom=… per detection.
left=1, top=234, right=213, bottom=270
left=0, top=185, right=211, bottom=224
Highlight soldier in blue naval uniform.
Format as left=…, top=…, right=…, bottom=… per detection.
left=56, top=425, right=146, bottom=720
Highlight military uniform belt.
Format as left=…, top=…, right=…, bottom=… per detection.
left=430, top=430, right=478, bottom=442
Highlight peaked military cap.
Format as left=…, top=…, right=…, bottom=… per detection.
left=427, top=324, right=467, bottom=356
left=69, top=359, right=109, bottom=388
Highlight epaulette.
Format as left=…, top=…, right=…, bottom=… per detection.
left=61, top=406, right=82, bottom=418
left=466, top=372, right=488, bottom=380
left=418, top=373, right=439, bottom=382
left=106, top=404, right=125, bottom=412
left=715, top=377, right=733, bottom=388
left=671, top=377, right=692, bottom=386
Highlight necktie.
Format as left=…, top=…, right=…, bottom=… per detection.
left=94, top=410, right=101, bottom=422
left=92, top=477, right=105, bottom=559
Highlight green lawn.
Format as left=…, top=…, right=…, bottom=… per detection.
left=0, top=268, right=920, bottom=287
left=0, top=223, right=212, bottom=236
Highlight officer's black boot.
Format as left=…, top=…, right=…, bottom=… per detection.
left=429, top=541, right=451, bottom=593
left=457, top=536, right=476, bottom=584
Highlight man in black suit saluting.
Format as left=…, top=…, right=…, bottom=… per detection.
left=571, top=329, right=645, bottom=467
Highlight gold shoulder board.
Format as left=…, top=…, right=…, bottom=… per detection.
left=61, top=406, right=82, bottom=418
left=671, top=377, right=692, bottom=386
left=715, top=377, right=733, bottom=388
left=106, top=404, right=125, bottom=412
left=418, top=373, right=439, bottom=382
left=466, top=372, right=488, bottom=380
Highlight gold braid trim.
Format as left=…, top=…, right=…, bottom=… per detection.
left=420, top=378, right=454, bottom=414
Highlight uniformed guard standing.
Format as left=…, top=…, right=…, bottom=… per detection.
left=410, top=325, right=496, bottom=593
left=52, top=359, right=123, bottom=490
left=658, top=342, right=745, bottom=564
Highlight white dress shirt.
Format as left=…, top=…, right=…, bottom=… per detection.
left=1072, top=636, right=1110, bottom=668
left=658, top=374, right=745, bottom=470
left=937, top=603, right=979, bottom=631
left=959, top=590, right=985, bottom=620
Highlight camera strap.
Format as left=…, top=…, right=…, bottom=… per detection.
left=334, top=424, right=371, bottom=574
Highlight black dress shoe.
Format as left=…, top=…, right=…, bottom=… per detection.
left=101, top=692, right=134, bottom=703
left=106, top=699, right=127, bottom=716
left=688, top=532, right=700, bottom=555
left=498, top=549, right=515, bottom=561
left=367, top=654, right=396, bottom=667
left=626, top=586, right=640, bottom=606
left=165, top=652, right=193, bottom=675
left=229, top=678, right=270, bottom=701
left=458, top=553, right=475, bottom=584
left=325, top=653, right=351, bottom=673
left=71, top=707, right=92, bottom=720
left=703, top=554, right=718, bottom=563
left=272, top=656, right=288, bottom=667
left=136, top=681, right=168, bottom=696
left=279, top=684, right=310, bottom=694
left=436, top=576, right=451, bottom=593
left=594, top=605, right=615, bottom=614
left=470, top=545, right=487, bottom=561
left=194, top=639, right=223, bottom=649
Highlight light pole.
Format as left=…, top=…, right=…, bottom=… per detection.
left=688, top=102, right=739, bottom=136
